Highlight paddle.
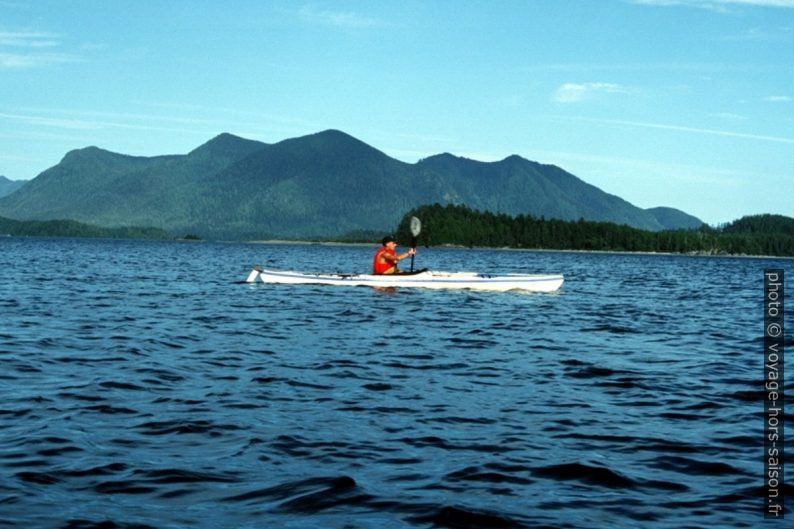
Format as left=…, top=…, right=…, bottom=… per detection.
left=409, top=216, right=421, bottom=272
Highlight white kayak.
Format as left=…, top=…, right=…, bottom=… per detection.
left=246, top=267, right=563, bottom=293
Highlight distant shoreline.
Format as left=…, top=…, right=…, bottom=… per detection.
left=244, top=239, right=793, bottom=260
left=2, top=234, right=789, bottom=259
left=247, top=239, right=374, bottom=247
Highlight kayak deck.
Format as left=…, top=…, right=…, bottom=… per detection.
left=246, top=267, right=563, bottom=292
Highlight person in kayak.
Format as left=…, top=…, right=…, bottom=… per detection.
left=373, top=235, right=416, bottom=274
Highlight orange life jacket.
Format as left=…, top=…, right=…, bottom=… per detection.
left=372, top=247, right=396, bottom=274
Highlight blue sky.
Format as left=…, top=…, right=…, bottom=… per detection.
left=2, top=0, right=793, bottom=225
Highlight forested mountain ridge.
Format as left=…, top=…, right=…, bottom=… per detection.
left=645, top=207, right=703, bottom=231
left=0, top=215, right=170, bottom=239
left=0, top=176, right=27, bottom=198
left=394, top=204, right=794, bottom=257
left=0, top=129, right=703, bottom=239
left=721, top=214, right=794, bottom=236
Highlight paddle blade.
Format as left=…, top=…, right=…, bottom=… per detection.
left=409, top=217, right=420, bottom=271
left=246, top=268, right=261, bottom=283
left=410, top=216, right=422, bottom=237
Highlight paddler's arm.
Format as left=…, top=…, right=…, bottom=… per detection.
left=380, top=247, right=415, bottom=265
left=394, top=248, right=416, bottom=262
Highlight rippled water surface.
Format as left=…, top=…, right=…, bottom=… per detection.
left=1, top=237, right=790, bottom=528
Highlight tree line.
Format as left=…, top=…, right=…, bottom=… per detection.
left=0, top=216, right=171, bottom=240
left=395, top=204, right=794, bottom=257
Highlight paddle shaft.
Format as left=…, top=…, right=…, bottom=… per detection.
left=410, top=236, right=416, bottom=272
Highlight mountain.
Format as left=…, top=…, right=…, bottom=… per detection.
left=0, top=135, right=265, bottom=234
left=0, top=176, right=27, bottom=198
left=645, top=207, right=704, bottom=230
left=0, top=129, right=704, bottom=239
left=412, top=153, right=689, bottom=231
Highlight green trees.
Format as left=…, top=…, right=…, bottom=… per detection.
left=396, top=205, right=794, bottom=257
left=0, top=216, right=171, bottom=240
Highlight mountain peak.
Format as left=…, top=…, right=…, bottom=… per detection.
left=645, top=207, right=704, bottom=230
left=275, top=129, right=391, bottom=161
left=60, top=146, right=117, bottom=164
left=314, top=128, right=355, bottom=140
left=189, top=133, right=266, bottom=158
left=500, top=154, right=526, bottom=163
left=418, top=152, right=478, bottom=165
left=0, top=175, right=27, bottom=198
left=302, top=129, right=373, bottom=148
left=208, top=132, right=245, bottom=144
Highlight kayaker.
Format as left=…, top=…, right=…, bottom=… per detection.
left=373, top=235, right=416, bottom=274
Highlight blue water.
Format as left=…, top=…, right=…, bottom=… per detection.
left=0, top=237, right=790, bottom=528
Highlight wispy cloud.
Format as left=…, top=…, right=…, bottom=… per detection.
left=557, top=115, right=794, bottom=144
left=765, top=95, right=792, bottom=102
left=297, top=5, right=383, bottom=28
left=0, top=30, right=81, bottom=68
left=0, top=106, right=316, bottom=144
left=629, top=0, right=794, bottom=12
left=0, top=30, right=59, bottom=47
left=553, top=83, right=631, bottom=103
left=0, top=52, right=80, bottom=68
left=0, top=110, right=221, bottom=137
left=719, top=23, right=794, bottom=42
left=537, top=148, right=747, bottom=187
left=711, top=111, right=747, bottom=120
left=0, top=111, right=103, bottom=130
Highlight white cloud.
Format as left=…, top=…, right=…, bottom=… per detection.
left=711, top=112, right=747, bottom=119
left=0, top=51, right=79, bottom=68
left=297, top=5, right=383, bottom=28
left=0, top=30, right=59, bottom=48
left=765, top=95, right=792, bottom=102
left=721, top=25, right=794, bottom=41
left=0, top=30, right=82, bottom=69
left=553, top=82, right=629, bottom=103
left=629, top=0, right=794, bottom=11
